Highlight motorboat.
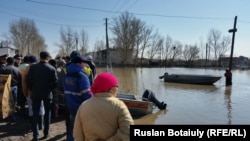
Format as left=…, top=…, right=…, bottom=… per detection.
left=117, top=89, right=167, bottom=119
left=159, top=72, right=221, bottom=85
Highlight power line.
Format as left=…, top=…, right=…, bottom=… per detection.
left=26, top=0, right=243, bottom=22
left=0, top=9, right=103, bottom=28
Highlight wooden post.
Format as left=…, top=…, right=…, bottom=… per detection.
left=228, top=16, right=237, bottom=71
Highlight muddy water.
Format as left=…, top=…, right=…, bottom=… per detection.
left=97, top=67, right=250, bottom=125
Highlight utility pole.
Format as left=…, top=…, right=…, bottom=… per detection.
left=68, top=33, right=78, bottom=51
left=205, top=43, right=208, bottom=69
left=228, top=16, right=237, bottom=71
left=75, top=37, right=78, bottom=51
left=225, top=16, right=237, bottom=86
left=105, top=18, right=112, bottom=73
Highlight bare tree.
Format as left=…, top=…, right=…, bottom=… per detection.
left=9, top=18, right=46, bottom=56
left=57, top=27, right=89, bottom=57
left=162, top=35, right=173, bottom=67
left=147, top=31, right=164, bottom=63
left=111, top=11, right=144, bottom=65
left=183, top=44, right=200, bottom=67
left=168, top=41, right=182, bottom=66
left=139, top=26, right=153, bottom=66
left=94, top=40, right=106, bottom=51
left=57, top=26, right=74, bottom=56
left=218, top=36, right=231, bottom=57
left=79, top=29, right=89, bottom=55
left=207, top=28, right=231, bottom=60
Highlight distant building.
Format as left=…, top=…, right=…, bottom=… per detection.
left=94, top=48, right=134, bottom=66
left=0, top=46, right=17, bottom=57
left=219, top=56, right=249, bottom=69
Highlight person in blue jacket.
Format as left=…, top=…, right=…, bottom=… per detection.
left=62, top=55, right=93, bottom=141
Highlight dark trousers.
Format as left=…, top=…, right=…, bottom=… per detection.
left=32, top=98, right=52, bottom=139
left=66, top=110, right=76, bottom=141
left=6, top=86, right=18, bottom=123
left=11, top=86, right=18, bottom=107
left=226, top=78, right=232, bottom=86
left=17, top=87, right=26, bottom=115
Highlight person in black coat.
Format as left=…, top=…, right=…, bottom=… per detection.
left=26, top=51, right=58, bottom=141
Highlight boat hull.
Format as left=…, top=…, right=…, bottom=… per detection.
left=117, top=93, right=154, bottom=119
left=162, top=73, right=221, bottom=85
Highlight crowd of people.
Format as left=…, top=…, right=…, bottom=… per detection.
left=0, top=50, right=134, bottom=141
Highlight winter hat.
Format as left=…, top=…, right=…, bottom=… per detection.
left=40, top=51, right=51, bottom=59
left=28, top=55, right=37, bottom=63
left=91, top=72, right=118, bottom=95
left=23, top=55, right=29, bottom=63
left=72, top=56, right=88, bottom=64
left=70, top=50, right=81, bottom=59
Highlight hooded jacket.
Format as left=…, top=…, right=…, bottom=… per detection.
left=62, top=62, right=93, bottom=114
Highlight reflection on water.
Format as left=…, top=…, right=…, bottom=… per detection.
left=96, top=67, right=250, bottom=124
left=164, top=82, right=218, bottom=90
left=224, top=86, right=232, bottom=125
left=134, top=110, right=167, bottom=125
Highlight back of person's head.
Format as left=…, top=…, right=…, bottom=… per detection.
left=72, top=56, right=88, bottom=64
left=40, top=51, right=51, bottom=60
left=91, top=72, right=118, bottom=95
left=28, top=55, right=37, bottom=64
left=14, top=54, right=21, bottom=60
left=64, top=56, right=71, bottom=63
left=49, top=59, right=57, bottom=68
left=57, top=59, right=66, bottom=67
left=6, top=57, right=14, bottom=65
left=70, top=50, right=81, bottom=60
left=23, top=55, right=29, bottom=63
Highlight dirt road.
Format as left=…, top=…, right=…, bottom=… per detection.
left=0, top=111, right=67, bottom=141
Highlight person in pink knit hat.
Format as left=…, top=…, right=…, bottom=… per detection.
left=73, top=72, right=134, bottom=141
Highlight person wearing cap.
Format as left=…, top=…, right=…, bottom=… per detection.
left=73, top=72, right=134, bottom=141
left=24, top=55, right=45, bottom=131
left=26, top=51, right=58, bottom=141
left=62, top=55, right=93, bottom=141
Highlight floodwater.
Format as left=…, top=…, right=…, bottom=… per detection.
left=96, top=67, right=250, bottom=125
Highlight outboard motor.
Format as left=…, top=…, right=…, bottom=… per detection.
left=142, top=89, right=167, bottom=110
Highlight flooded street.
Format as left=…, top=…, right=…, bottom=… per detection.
left=97, top=67, right=250, bottom=125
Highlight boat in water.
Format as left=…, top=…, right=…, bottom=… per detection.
left=117, top=89, right=167, bottom=119
left=159, top=72, right=221, bottom=85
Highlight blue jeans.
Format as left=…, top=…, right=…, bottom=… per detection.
left=32, top=98, right=52, bottom=139
left=11, top=86, right=18, bottom=107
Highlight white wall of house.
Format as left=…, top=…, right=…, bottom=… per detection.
left=0, top=47, right=16, bottom=57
